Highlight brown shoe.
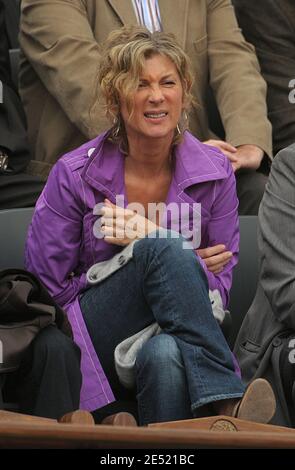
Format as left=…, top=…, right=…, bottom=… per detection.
left=101, top=412, right=138, bottom=427
left=59, top=410, right=95, bottom=425
left=233, top=378, right=276, bottom=424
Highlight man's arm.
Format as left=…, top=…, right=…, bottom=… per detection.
left=257, top=145, right=295, bottom=330
left=233, top=0, right=295, bottom=155
left=0, top=0, right=30, bottom=172
left=207, top=0, right=273, bottom=159
left=0, top=0, right=11, bottom=86
left=20, top=0, right=108, bottom=140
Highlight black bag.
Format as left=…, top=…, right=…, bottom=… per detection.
left=0, top=269, right=72, bottom=373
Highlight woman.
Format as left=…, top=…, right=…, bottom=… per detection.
left=234, top=144, right=295, bottom=427
left=25, top=26, right=275, bottom=425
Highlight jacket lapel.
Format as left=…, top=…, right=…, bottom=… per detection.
left=167, top=132, right=228, bottom=206
left=159, top=0, right=189, bottom=48
left=82, top=132, right=126, bottom=204
left=107, top=0, right=137, bottom=26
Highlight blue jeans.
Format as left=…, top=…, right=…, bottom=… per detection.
left=136, top=334, right=193, bottom=424
left=80, top=231, right=245, bottom=425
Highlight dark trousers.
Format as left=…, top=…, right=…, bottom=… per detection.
left=0, top=325, right=82, bottom=419
left=0, top=172, right=44, bottom=210
left=236, top=168, right=269, bottom=216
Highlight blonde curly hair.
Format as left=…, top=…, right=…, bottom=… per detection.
left=96, top=25, right=194, bottom=152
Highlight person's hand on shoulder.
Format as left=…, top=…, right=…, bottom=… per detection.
left=203, top=139, right=238, bottom=163
left=203, top=140, right=264, bottom=172
left=232, top=144, right=264, bottom=172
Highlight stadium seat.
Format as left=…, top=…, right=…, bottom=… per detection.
left=0, top=207, right=34, bottom=269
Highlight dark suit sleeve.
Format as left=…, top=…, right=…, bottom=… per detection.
left=0, top=0, right=12, bottom=87
left=232, top=0, right=295, bottom=155
left=258, top=145, right=295, bottom=330
left=207, top=0, right=272, bottom=157
left=0, top=0, right=30, bottom=172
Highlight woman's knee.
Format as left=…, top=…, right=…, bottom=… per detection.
left=136, top=334, right=183, bottom=373
left=134, top=229, right=200, bottom=267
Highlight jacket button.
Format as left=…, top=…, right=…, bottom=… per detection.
left=272, top=338, right=282, bottom=347
left=118, top=255, right=125, bottom=266
left=87, top=147, right=96, bottom=157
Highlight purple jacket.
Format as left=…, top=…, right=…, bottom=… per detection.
left=25, top=130, right=239, bottom=411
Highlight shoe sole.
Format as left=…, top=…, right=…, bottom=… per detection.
left=236, top=378, right=276, bottom=424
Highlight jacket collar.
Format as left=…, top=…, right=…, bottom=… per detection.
left=82, top=131, right=125, bottom=203
left=82, top=131, right=228, bottom=201
left=173, top=131, right=228, bottom=190
left=107, top=0, right=189, bottom=49
left=107, top=0, right=137, bottom=26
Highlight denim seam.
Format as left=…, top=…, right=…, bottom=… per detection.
left=136, top=369, right=150, bottom=425
left=192, top=346, right=209, bottom=395
left=191, top=392, right=244, bottom=412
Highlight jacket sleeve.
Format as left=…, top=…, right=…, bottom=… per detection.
left=0, top=0, right=31, bottom=172
left=19, top=0, right=106, bottom=139
left=0, top=0, right=11, bottom=86
left=207, top=0, right=272, bottom=157
left=257, top=145, right=295, bottom=330
left=232, top=0, right=295, bottom=155
left=199, top=155, right=239, bottom=308
left=25, top=159, right=88, bottom=307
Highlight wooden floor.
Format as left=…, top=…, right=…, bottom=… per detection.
left=1, top=411, right=295, bottom=448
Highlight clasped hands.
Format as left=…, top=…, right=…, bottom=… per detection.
left=99, top=199, right=232, bottom=274
left=203, top=141, right=264, bottom=172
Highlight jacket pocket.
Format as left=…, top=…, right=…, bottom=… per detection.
left=240, top=338, right=261, bottom=354
left=236, top=338, right=263, bottom=382
left=193, top=35, right=208, bottom=54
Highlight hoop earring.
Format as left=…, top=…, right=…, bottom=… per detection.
left=113, top=116, right=121, bottom=138
left=176, top=124, right=181, bottom=135
left=180, top=110, right=189, bottom=133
